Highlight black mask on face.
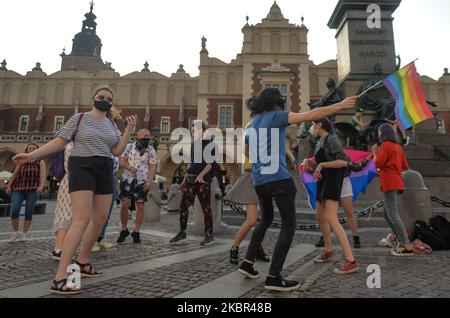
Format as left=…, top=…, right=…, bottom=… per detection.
left=136, top=138, right=151, bottom=154
left=94, top=100, right=113, bottom=112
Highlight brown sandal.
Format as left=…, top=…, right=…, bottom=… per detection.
left=50, top=278, right=81, bottom=296
left=75, top=261, right=103, bottom=278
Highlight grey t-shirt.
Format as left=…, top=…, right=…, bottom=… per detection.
left=56, top=113, right=121, bottom=159
left=314, top=134, right=348, bottom=162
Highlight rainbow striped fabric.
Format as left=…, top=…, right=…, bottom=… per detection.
left=383, top=62, right=434, bottom=131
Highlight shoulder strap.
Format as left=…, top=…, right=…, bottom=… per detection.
left=71, top=113, right=85, bottom=141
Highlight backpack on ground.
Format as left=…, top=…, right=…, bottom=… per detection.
left=429, top=215, right=450, bottom=248
left=412, top=220, right=449, bottom=251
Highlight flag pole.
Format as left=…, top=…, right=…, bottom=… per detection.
left=358, top=80, right=384, bottom=97
left=357, top=58, right=420, bottom=97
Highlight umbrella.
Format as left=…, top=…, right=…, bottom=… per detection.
left=0, top=171, right=12, bottom=181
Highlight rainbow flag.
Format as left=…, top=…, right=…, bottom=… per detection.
left=383, top=62, right=434, bottom=131
left=299, top=149, right=378, bottom=210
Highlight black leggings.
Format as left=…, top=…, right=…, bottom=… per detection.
left=245, top=178, right=297, bottom=277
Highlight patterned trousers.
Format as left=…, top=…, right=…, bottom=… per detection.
left=179, top=182, right=213, bottom=236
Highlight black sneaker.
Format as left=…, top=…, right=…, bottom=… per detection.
left=52, top=250, right=61, bottom=261
left=238, top=261, right=259, bottom=279
left=201, top=235, right=215, bottom=247
left=230, top=246, right=239, bottom=265
left=265, top=276, right=300, bottom=292
left=256, top=246, right=271, bottom=262
left=170, top=230, right=187, bottom=243
left=315, top=236, right=325, bottom=248
left=117, top=229, right=130, bottom=244
left=131, top=231, right=141, bottom=244
left=353, top=236, right=361, bottom=249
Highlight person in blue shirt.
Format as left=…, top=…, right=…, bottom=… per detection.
left=238, top=87, right=358, bottom=292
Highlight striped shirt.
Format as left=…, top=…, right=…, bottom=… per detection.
left=13, top=161, right=41, bottom=191
left=56, top=113, right=121, bottom=159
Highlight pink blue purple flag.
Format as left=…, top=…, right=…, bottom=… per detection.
left=299, top=149, right=378, bottom=210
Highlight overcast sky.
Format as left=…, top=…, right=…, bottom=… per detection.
left=1, top=0, right=448, bottom=80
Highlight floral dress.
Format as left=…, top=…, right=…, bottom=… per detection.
left=53, top=143, right=74, bottom=233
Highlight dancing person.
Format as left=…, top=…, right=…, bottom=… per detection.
left=226, top=118, right=270, bottom=265
left=170, top=121, right=216, bottom=246
left=238, top=87, right=358, bottom=291
left=117, top=129, right=157, bottom=244
left=373, top=123, right=414, bottom=257
left=311, top=156, right=373, bottom=249
left=52, top=142, right=74, bottom=260
left=308, top=117, right=359, bottom=275
left=7, top=143, right=46, bottom=242
left=13, top=85, right=136, bottom=295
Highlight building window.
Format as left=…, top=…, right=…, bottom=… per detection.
left=219, top=106, right=233, bottom=129
left=161, top=117, right=170, bottom=134
left=54, top=116, right=64, bottom=132
left=18, top=116, right=30, bottom=133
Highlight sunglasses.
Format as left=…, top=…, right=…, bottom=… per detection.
left=96, top=95, right=114, bottom=103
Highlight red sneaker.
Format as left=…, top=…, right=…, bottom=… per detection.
left=314, top=250, right=335, bottom=263
left=333, top=260, right=360, bottom=275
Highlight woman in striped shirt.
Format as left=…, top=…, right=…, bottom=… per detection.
left=13, top=86, right=137, bottom=295
left=7, top=143, right=46, bottom=242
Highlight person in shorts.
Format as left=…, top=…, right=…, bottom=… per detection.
left=117, top=129, right=157, bottom=244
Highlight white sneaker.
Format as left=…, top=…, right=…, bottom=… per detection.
left=91, top=243, right=101, bottom=252
left=9, top=232, right=20, bottom=242
left=17, top=232, right=26, bottom=242
left=97, top=241, right=114, bottom=249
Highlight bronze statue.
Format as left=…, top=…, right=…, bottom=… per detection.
left=308, top=78, right=343, bottom=110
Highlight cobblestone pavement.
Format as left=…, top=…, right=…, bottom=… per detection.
left=1, top=201, right=449, bottom=298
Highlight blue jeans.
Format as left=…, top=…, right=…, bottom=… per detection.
left=11, top=191, right=38, bottom=221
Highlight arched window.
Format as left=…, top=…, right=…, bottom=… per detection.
left=253, top=33, right=262, bottom=53
left=131, top=84, right=140, bottom=105
left=55, top=83, right=64, bottom=105
left=167, top=85, right=175, bottom=105
left=19, top=84, right=29, bottom=104
left=72, top=83, right=82, bottom=104
left=149, top=84, right=157, bottom=105
left=271, top=33, right=281, bottom=53
left=290, top=33, right=299, bottom=53
left=184, top=85, right=192, bottom=106
left=227, top=72, right=236, bottom=94
left=208, top=72, right=218, bottom=94
left=1, top=83, right=12, bottom=104
left=310, top=73, right=319, bottom=96
left=36, top=83, right=46, bottom=104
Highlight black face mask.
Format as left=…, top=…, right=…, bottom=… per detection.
left=136, top=139, right=151, bottom=154
left=94, top=100, right=113, bottom=112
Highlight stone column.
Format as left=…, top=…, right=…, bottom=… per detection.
left=143, top=181, right=161, bottom=223
left=193, top=178, right=222, bottom=235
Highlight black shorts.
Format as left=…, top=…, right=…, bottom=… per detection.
left=119, top=181, right=149, bottom=203
left=68, top=156, right=114, bottom=195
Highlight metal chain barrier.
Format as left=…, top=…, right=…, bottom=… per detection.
left=220, top=195, right=385, bottom=231
left=433, top=146, right=450, bottom=162
left=148, top=192, right=180, bottom=213
left=431, top=196, right=450, bottom=208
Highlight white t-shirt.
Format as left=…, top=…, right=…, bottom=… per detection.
left=121, top=143, right=157, bottom=185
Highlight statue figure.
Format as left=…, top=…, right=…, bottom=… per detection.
left=358, top=63, right=396, bottom=120
left=201, top=36, right=208, bottom=53
left=308, top=78, right=344, bottom=110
